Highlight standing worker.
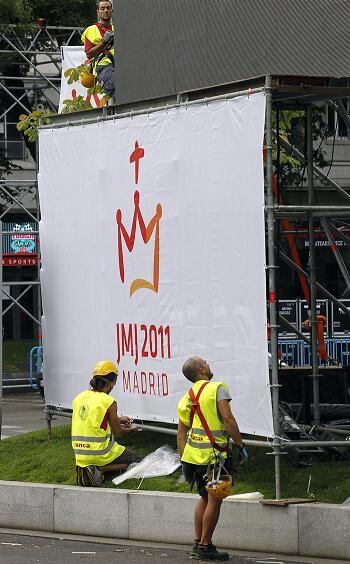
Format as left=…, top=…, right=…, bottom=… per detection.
left=177, top=357, right=248, bottom=561
left=72, top=360, right=141, bottom=487
left=81, top=0, right=115, bottom=97
left=303, top=312, right=329, bottom=364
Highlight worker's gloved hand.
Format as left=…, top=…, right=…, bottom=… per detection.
left=102, top=30, right=114, bottom=45
left=238, top=444, right=248, bottom=466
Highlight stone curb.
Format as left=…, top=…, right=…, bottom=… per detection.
left=0, top=481, right=348, bottom=560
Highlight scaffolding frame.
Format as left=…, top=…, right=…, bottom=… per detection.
left=39, top=76, right=350, bottom=498
left=0, top=25, right=83, bottom=437
left=0, top=24, right=82, bottom=130
left=2, top=31, right=350, bottom=495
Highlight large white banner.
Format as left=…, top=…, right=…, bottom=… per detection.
left=59, top=46, right=107, bottom=113
left=39, top=93, right=273, bottom=437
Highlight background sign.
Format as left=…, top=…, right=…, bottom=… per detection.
left=59, top=46, right=106, bottom=113
left=39, top=93, right=273, bottom=437
left=331, top=300, right=350, bottom=335
left=278, top=300, right=298, bottom=336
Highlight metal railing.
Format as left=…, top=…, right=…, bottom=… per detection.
left=269, top=338, right=350, bottom=366
left=29, top=346, right=43, bottom=390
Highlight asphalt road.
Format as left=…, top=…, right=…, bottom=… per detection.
left=1, top=393, right=66, bottom=439
left=0, top=532, right=339, bottom=564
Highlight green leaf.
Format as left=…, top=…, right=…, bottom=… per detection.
left=16, top=121, right=27, bottom=131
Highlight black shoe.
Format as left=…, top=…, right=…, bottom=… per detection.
left=197, top=542, right=229, bottom=561
left=76, top=465, right=103, bottom=487
left=85, top=465, right=103, bottom=487
left=190, top=542, right=199, bottom=559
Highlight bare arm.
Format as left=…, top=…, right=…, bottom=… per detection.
left=217, top=399, right=244, bottom=448
left=85, top=42, right=106, bottom=60
left=177, top=419, right=188, bottom=457
left=107, top=402, right=137, bottom=438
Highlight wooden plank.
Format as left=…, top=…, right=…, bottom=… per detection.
left=260, top=498, right=317, bottom=506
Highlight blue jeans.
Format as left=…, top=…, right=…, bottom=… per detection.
left=96, top=64, right=115, bottom=97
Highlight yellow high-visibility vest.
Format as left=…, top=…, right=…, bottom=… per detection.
left=72, top=389, right=124, bottom=467
left=81, top=24, right=115, bottom=74
left=178, top=380, right=229, bottom=465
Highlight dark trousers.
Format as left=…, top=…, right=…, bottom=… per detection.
left=96, top=64, right=115, bottom=97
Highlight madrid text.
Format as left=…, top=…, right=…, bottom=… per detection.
left=116, top=323, right=171, bottom=396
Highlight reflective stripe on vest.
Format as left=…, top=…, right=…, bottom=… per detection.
left=72, top=434, right=112, bottom=443
left=191, top=428, right=227, bottom=439
left=177, top=381, right=229, bottom=465
left=73, top=439, right=115, bottom=456
left=71, top=389, right=125, bottom=467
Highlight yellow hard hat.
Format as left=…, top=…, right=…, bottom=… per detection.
left=92, top=360, right=118, bottom=377
left=80, top=72, right=95, bottom=89
left=206, top=474, right=232, bottom=500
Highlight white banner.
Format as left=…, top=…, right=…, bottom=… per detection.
left=39, top=93, right=273, bottom=437
left=58, top=46, right=106, bottom=113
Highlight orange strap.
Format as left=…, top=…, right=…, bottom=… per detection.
left=189, top=383, right=229, bottom=453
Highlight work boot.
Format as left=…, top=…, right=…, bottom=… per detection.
left=197, top=542, right=229, bottom=561
left=189, top=542, right=199, bottom=559
left=85, top=465, right=104, bottom=487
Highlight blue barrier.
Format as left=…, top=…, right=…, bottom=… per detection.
left=29, top=346, right=43, bottom=390
left=268, top=338, right=350, bottom=366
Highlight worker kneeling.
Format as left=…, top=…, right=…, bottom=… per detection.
left=72, top=360, right=141, bottom=487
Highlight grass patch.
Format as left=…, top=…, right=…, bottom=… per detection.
left=0, top=424, right=349, bottom=503
left=3, top=340, right=37, bottom=373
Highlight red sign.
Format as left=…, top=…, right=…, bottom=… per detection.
left=3, top=254, right=39, bottom=266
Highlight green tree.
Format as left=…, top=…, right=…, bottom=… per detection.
left=0, top=0, right=95, bottom=28
left=29, top=0, right=96, bottom=28
left=273, top=108, right=327, bottom=188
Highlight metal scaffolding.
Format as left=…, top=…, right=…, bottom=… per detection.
left=0, top=24, right=82, bottom=436
left=40, top=76, right=350, bottom=498
left=265, top=75, right=350, bottom=497
left=2, top=24, right=350, bottom=497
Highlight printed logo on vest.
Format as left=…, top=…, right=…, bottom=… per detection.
left=79, top=404, right=89, bottom=421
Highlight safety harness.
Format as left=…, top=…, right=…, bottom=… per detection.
left=188, top=382, right=232, bottom=497
left=189, top=382, right=229, bottom=453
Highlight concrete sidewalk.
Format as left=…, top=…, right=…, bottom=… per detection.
left=1, top=393, right=66, bottom=439
left=0, top=482, right=349, bottom=560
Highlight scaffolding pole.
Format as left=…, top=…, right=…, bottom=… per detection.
left=321, top=218, right=350, bottom=294
left=265, top=76, right=281, bottom=499
left=279, top=250, right=350, bottom=319
left=0, top=220, right=2, bottom=440
left=1, top=35, right=60, bottom=93
left=275, top=131, right=350, bottom=204
left=306, top=106, right=320, bottom=426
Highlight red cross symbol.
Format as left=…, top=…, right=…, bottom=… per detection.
left=129, top=141, right=144, bottom=185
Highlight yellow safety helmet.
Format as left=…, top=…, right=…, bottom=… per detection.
left=206, top=474, right=232, bottom=500
left=92, top=360, right=118, bottom=378
left=80, top=72, right=95, bottom=89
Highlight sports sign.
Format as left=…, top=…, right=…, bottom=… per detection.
left=39, top=93, right=273, bottom=437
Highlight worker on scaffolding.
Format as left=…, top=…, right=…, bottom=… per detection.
left=303, top=312, right=329, bottom=364
left=177, top=357, right=248, bottom=561
left=81, top=0, right=115, bottom=97
left=72, top=360, right=141, bottom=487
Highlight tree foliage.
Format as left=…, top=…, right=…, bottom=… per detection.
left=273, top=107, right=327, bottom=187
left=0, top=0, right=95, bottom=28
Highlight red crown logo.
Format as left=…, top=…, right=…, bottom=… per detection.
left=116, top=190, right=162, bottom=297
